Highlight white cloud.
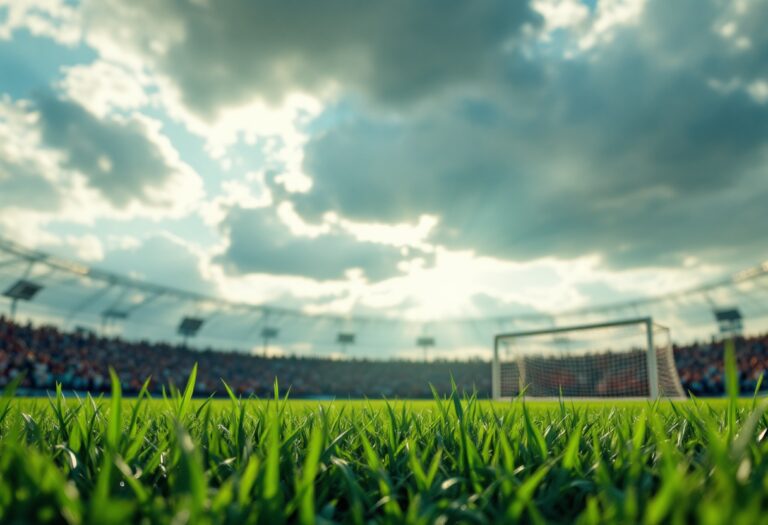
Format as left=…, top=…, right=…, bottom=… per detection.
left=123, top=112, right=205, bottom=217
left=707, top=76, right=768, bottom=105
left=579, top=0, right=647, bottom=50
left=337, top=215, right=439, bottom=250
left=200, top=174, right=273, bottom=226
left=0, top=0, right=81, bottom=45
left=275, top=202, right=332, bottom=238
left=747, top=80, right=768, bottom=104
left=61, top=55, right=322, bottom=197
left=259, top=248, right=723, bottom=323
left=0, top=95, right=205, bottom=241
left=156, top=86, right=322, bottom=193
left=58, top=60, right=151, bottom=118
left=211, top=266, right=356, bottom=310
left=534, top=0, right=590, bottom=34
left=0, top=97, right=67, bottom=243
left=64, top=233, right=104, bottom=261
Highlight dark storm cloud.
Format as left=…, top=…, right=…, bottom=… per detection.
left=81, top=0, right=768, bottom=276
left=216, top=206, right=413, bottom=281
left=34, top=94, right=182, bottom=208
left=84, top=0, right=540, bottom=114
left=293, top=0, right=768, bottom=269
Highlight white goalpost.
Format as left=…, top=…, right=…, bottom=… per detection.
left=491, top=317, right=685, bottom=400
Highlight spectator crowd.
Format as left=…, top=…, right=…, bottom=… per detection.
left=674, top=337, right=768, bottom=396
left=0, top=316, right=489, bottom=398
left=1, top=315, right=767, bottom=397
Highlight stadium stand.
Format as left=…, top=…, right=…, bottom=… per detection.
left=674, top=337, right=768, bottom=396
left=1, top=314, right=767, bottom=398
left=0, top=315, right=489, bottom=398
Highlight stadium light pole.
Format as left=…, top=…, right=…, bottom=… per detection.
left=178, top=316, right=204, bottom=347
left=101, top=308, right=129, bottom=336
left=713, top=308, right=743, bottom=336
left=337, top=332, right=355, bottom=354
left=416, top=336, right=435, bottom=361
left=261, top=327, right=278, bottom=357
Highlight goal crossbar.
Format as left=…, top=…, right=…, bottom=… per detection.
left=494, top=316, right=655, bottom=342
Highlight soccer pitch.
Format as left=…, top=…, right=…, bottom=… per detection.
left=1, top=369, right=767, bottom=525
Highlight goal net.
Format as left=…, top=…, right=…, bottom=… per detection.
left=491, top=317, right=685, bottom=399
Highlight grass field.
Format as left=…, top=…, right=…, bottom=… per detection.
left=1, top=353, right=767, bottom=524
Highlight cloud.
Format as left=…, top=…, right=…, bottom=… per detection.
left=77, top=0, right=541, bottom=189
left=0, top=0, right=81, bottom=45
left=99, top=233, right=215, bottom=296
left=0, top=95, right=67, bottom=242
left=58, top=60, right=150, bottom=118
left=0, top=92, right=205, bottom=254
left=292, top=0, right=768, bottom=270
left=216, top=205, right=417, bottom=281
left=33, top=93, right=204, bottom=212
left=82, top=0, right=541, bottom=115
left=0, top=157, right=61, bottom=210
left=62, top=233, right=104, bottom=262
left=2, top=0, right=766, bottom=330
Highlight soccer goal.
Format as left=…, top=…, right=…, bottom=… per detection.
left=491, top=317, right=685, bottom=400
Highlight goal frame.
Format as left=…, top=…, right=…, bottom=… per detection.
left=492, top=317, right=661, bottom=400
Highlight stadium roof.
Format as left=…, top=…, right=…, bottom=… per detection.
left=2, top=235, right=768, bottom=358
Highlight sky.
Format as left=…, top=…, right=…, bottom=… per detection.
left=0, top=0, right=767, bottom=331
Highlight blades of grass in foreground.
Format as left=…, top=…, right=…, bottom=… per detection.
left=175, top=422, right=207, bottom=520
left=751, top=372, right=764, bottom=412
left=106, top=368, right=122, bottom=453
left=297, top=423, right=324, bottom=525
left=0, top=373, right=23, bottom=428
left=522, top=402, right=548, bottom=461
left=177, top=363, right=198, bottom=421
left=263, top=410, right=284, bottom=524
left=723, top=338, right=739, bottom=441
left=2, top=372, right=768, bottom=524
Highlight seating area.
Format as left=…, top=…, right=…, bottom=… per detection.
left=0, top=316, right=490, bottom=398
left=1, top=314, right=766, bottom=397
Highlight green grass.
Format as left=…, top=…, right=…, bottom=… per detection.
left=1, top=354, right=768, bottom=523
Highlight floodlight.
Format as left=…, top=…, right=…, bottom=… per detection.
left=337, top=332, right=356, bottom=344
left=714, top=308, right=742, bottom=322
left=3, top=279, right=43, bottom=301
left=261, top=327, right=279, bottom=339
left=3, top=279, right=44, bottom=319
left=258, top=326, right=279, bottom=357
left=102, top=308, right=129, bottom=320
left=417, top=336, right=435, bottom=361
left=178, top=316, right=205, bottom=337
left=714, top=308, right=743, bottom=335
left=416, top=337, right=435, bottom=347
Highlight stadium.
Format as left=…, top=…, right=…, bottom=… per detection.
left=2, top=0, right=768, bottom=523
left=2, top=237, right=768, bottom=400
